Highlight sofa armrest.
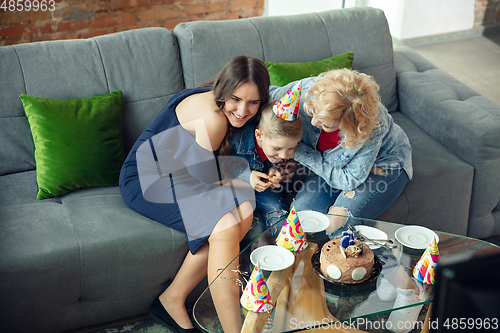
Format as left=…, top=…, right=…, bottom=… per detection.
left=394, top=46, right=500, bottom=238
left=394, top=46, right=500, bottom=161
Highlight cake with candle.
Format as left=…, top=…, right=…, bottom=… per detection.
left=319, top=231, right=374, bottom=284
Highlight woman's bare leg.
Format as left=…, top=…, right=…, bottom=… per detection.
left=158, top=201, right=253, bottom=331
left=208, top=201, right=253, bottom=333
left=389, top=266, right=419, bottom=292
left=159, top=243, right=209, bottom=329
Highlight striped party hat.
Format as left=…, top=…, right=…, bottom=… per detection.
left=275, top=206, right=308, bottom=251
left=413, top=237, right=440, bottom=284
left=272, top=80, right=301, bottom=121
left=240, top=263, right=274, bottom=312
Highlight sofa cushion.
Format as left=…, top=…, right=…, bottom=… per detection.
left=0, top=28, right=184, bottom=178
left=58, top=187, right=190, bottom=326
left=377, top=112, right=474, bottom=236
left=92, top=28, right=185, bottom=153
left=314, top=8, right=397, bottom=112
left=20, top=91, right=125, bottom=200
left=265, top=52, right=354, bottom=86
left=0, top=171, right=60, bottom=207
left=0, top=180, right=191, bottom=332
left=0, top=202, right=82, bottom=333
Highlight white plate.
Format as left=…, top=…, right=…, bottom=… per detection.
left=354, top=225, right=389, bottom=250
left=297, top=211, right=330, bottom=233
left=250, top=245, right=295, bottom=271
left=395, top=226, right=439, bottom=250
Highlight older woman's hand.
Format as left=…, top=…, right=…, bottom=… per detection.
left=267, top=167, right=282, bottom=189
left=276, top=160, right=297, bottom=183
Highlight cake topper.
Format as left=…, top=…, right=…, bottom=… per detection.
left=340, top=231, right=363, bottom=257
left=341, top=231, right=355, bottom=249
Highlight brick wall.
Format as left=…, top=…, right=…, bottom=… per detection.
left=1, top=0, right=499, bottom=47
left=475, top=0, right=500, bottom=26
left=0, top=0, right=265, bottom=46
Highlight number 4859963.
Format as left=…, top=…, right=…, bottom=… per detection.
left=443, top=318, right=499, bottom=330
left=1, top=0, right=56, bottom=11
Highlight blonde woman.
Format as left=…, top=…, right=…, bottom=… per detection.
left=270, top=69, right=412, bottom=238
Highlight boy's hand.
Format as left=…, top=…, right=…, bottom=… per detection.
left=250, top=171, right=272, bottom=192
left=267, top=167, right=282, bottom=189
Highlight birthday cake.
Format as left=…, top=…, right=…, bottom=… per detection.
left=319, top=233, right=374, bottom=284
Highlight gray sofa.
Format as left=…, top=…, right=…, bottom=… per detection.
left=1, top=7, right=499, bottom=333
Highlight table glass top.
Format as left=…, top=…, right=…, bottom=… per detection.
left=192, top=215, right=500, bottom=332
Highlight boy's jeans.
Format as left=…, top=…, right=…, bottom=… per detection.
left=254, top=186, right=290, bottom=237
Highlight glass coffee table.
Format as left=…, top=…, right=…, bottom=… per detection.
left=192, top=215, right=500, bottom=332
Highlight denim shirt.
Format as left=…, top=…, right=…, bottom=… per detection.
left=228, top=117, right=268, bottom=184
left=270, top=77, right=413, bottom=191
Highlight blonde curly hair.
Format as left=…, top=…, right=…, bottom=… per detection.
left=304, top=69, right=380, bottom=149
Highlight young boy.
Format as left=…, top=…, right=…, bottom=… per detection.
left=229, top=82, right=303, bottom=237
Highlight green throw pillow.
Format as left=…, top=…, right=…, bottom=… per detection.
left=20, top=90, right=125, bottom=200
left=265, top=52, right=354, bottom=86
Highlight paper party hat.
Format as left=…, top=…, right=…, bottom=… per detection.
left=275, top=206, right=308, bottom=251
left=272, top=80, right=301, bottom=121
left=413, top=237, right=440, bottom=284
left=240, top=263, right=274, bottom=312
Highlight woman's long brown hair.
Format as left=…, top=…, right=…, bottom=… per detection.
left=202, top=55, right=270, bottom=155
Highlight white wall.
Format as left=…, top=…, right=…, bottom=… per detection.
left=400, top=0, right=475, bottom=39
left=361, top=0, right=475, bottom=40
left=355, top=0, right=404, bottom=38
left=265, top=0, right=476, bottom=42
left=264, top=0, right=357, bottom=16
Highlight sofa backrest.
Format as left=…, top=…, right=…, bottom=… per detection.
left=0, top=28, right=184, bottom=176
left=1, top=7, right=398, bottom=177
left=174, top=7, right=398, bottom=113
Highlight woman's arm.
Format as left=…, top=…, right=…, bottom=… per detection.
left=176, top=90, right=227, bottom=152
left=191, top=110, right=227, bottom=152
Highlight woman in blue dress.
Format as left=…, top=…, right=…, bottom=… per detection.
left=119, top=55, right=270, bottom=332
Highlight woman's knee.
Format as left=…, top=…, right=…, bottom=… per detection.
left=328, top=206, right=350, bottom=216
left=327, top=206, right=350, bottom=224
left=211, top=212, right=240, bottom=238
left=235, top=200, right=254, bottom=221
left=211, top=201, right=253, bottom=239
left=211, top=224, right=240, bottom=245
